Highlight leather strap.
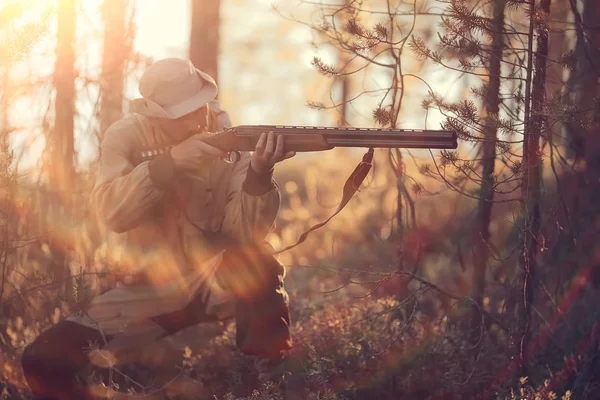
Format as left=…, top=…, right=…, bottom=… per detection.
left=272, top=148, right=374, bottom=255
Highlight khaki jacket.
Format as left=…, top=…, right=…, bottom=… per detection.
left=93, top=101, right=279, bottom=281
left=68, top=102, right=280, bottom=339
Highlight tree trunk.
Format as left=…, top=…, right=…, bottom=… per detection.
left=545, top=0, right=569, bottom=99
left=339, top=76, right=350, bottom=127
left=100, top=0, right=130, bottom=137
left=578, top=0, right=600, bottom=179
left=568, top=4, right=600, bottom=395
left=565, top=0, right=600, bottom=161
left=189, top=0, right=220, bottom=82
left=51, top=0, right=77, bottom=303
left=337, top=0, right=351, bottom=127
left=517, top=0, right=552, bottom=376
left=0, top=70, right=7, bottom=132
left=53, top=0, right=76, bottom=199
left=0, top=68, right=9, bottom=149
left=470, top=0, right=505, bottom=345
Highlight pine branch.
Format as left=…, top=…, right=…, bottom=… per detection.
left=311, top=57, right=340, bottom=77
left=0, top=1, right=52, bottom=66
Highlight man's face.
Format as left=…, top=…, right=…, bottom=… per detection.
left=160, top=105, right=210, bottom=142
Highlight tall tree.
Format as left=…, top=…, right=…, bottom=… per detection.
left=408, top=0, right=527, bottom=343
left=517, top=0, right=552, bottom=376
left=0, top=0, right=51, bottom=348
left=1, top=67, right=8, bottom=146
left=52, top=0, right=76, bottom=199
left=545, top=0, right=569, bottom=100
left=48, top=0, right=77, bottom=302
left=565, top=0, right=600, bottom=163
left=99, top=0, right=133, bottom=138
left=573, top=0, right=600, bottom=178
left=336, top=0, right=352, bottom=128
left=307, top=0, right=423, bottom=272
left=569, top=5, right=600, bottom=392
left=470, top=0, right=506, bottom=344
left=189, top=0, right=220, bottom=82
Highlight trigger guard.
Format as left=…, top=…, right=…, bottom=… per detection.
left=222, top=151, right=241, bottom=164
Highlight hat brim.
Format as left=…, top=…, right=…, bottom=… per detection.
left=130, top=69, right=218, bottom=119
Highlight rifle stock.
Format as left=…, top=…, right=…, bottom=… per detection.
left=135, top=125, right=457, bottom=165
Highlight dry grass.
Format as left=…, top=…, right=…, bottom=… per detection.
left=0, top=152, right=596, bottom=399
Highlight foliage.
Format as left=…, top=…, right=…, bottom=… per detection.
left=0, top=0, right=53, bottom=67
left=2, top=0, right=600, bottom=399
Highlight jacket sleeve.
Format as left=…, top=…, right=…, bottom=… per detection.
left=209, top=101, right=280, bottom=244
left=92, top=118, right=172, bottom=233
left=220, top=152, right=281, bottom=244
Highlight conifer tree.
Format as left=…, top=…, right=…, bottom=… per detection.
left=470, top=0, right=506, bottom=346
left=517, top=0, right=552, bottom=376
left=99, top=0, right=135, bottom=138
left=0, top=1, right=52, bottom=67
left=0, top=0, right=51, bottom=359
left=44, top=0, right=77, bottom=304
left=301, top=0, right=582, bottom=387
left=189, top=0, right=220, bottom=82
left=305, top=0, right=430, bottom=290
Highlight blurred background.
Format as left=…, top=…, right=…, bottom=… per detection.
left=1, top=0, right=600, bottom=399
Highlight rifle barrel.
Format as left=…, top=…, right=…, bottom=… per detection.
left=327, top=137, right=456, bottom=149
left=234, top=125, right=458, bottom=150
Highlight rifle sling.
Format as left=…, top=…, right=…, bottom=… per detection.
left=272, top=148, right=374, bottom=255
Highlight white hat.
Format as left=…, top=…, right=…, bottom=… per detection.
left=130, top=58, right=218, bottom=119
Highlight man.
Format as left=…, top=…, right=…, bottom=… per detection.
left=21, top=58, right=296, bottom=399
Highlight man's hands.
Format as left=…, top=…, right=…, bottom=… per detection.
left=169, top=131, right=295, bottom=173
left=250, top=131, right=296, bottom=174
left=169, top=133, right=227, bottom=170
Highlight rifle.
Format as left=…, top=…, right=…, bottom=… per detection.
left=135, top=125, right=458, bottom=254
left=135, top=125, right=457, bottom=165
